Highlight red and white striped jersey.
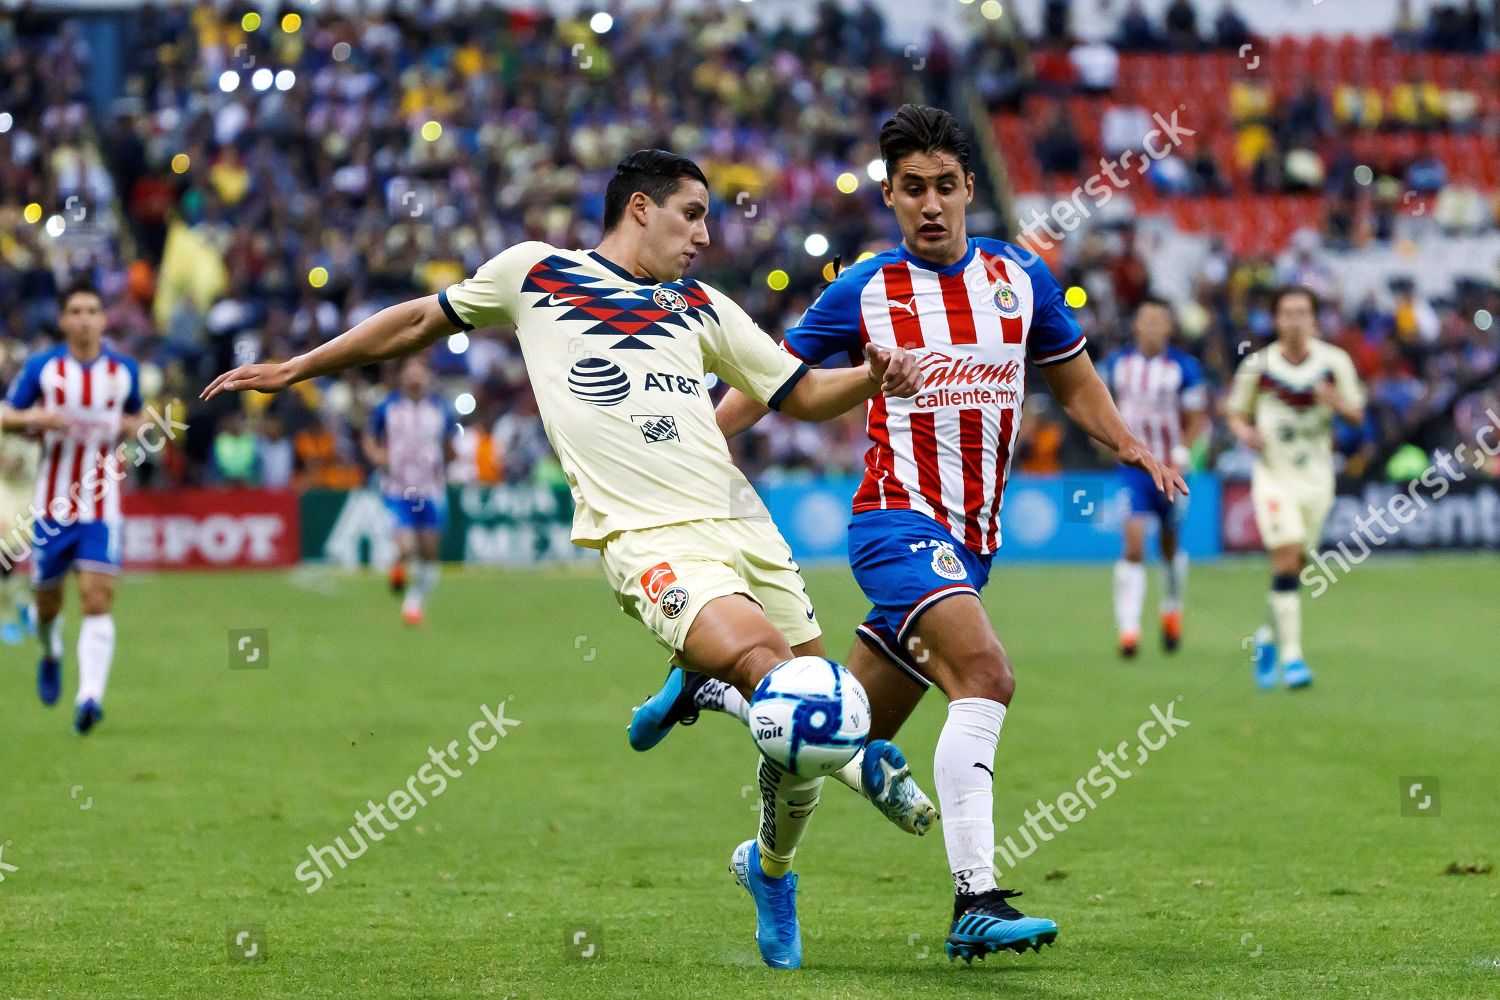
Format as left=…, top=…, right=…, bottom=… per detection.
left=1099, top=345, right=1207, bottom=464
left=4, top=345, right=142, bottom=523
left=782, top=238, right=1086, bottom=554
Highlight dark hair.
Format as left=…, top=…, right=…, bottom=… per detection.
left=878, top=104, right=972, bottom=177
left=602, top=149, right=709, bottom=232
left=59, top=278, right=103, bottom=310
left=1135, top=296, right=1174, bottom=321
left=1270, top=285, right=1318, bottom=315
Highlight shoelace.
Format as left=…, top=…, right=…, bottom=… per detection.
left=767, top=874, right=798, bottom=928
left=970, top=888, right=1027, bottom=921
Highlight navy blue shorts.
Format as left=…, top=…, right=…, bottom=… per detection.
left=847, top=509, right=992, bottom=688
left=384, top=492, right=446, bottom=532
left=1120, top=465, right=1184, bottom=525
left=32, top=519, right=120, bottom=588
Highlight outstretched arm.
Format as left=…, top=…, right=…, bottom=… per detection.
left=776, top=344, right=921, bottom=423
left=1040, top=352, right=1188, bottom=500
left=201, top=296, right=455, bottom=399
left=717, top=389, right=771, bottom=438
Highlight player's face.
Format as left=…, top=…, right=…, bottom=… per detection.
left=1133, top=304, right=1173, bottom=355
left=1274, top=293, right=1317, bottom=343
left=400, top=362, right=430, bottom=397
left=640, top=180, right=711, bottom=283
left=882, top=152, right=973, bottom=267
left=58, top=292, right=105, bottom=352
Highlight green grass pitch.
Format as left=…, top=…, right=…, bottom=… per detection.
left=2, top=555, right=1496, bottom=998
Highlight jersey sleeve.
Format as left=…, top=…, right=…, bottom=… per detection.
left=1178, top=354, right=1208, bottom=411
left=122, top=358, right=143, bottom=414
left=781, top=274, right=864, bottom=365
left=1016, top=253, right=1087, bottom=366
left=1225, top=354, right=1262, bottom=417
left=700, top=286, right=809, bottom=410
left=4, top=355, right=45, bottom=409
left=439, top=241, right=548, bottom=332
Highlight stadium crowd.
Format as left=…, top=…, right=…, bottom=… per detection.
left=2, top=0, right=1496, bottom=492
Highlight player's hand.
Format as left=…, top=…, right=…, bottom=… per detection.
left=1312, top=382, right=1344, bottom=410
left=1117, top=438, right=1189, bottom=502
left=863, top=344, right=923, bottom=398
left=1233, top=425, right=1264, bottom=452
left=200, top=362, right=295, bottom=401
left=25, top=410, right=71, bottom=434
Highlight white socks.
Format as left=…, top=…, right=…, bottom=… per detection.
left=1161, top=551, right=1188, bottom=613
left=935, top=697, right=1006, bottom=895
left=77, top=614, right=115, bottom=705
left=1269, top=589, right=1303, bottom=664
left=1113, top=560, right=1146, bottom=637
left=755, top=756, right=824, bottom=878
left=403, top=561, right=439, bottom=613
left=693, top=676, right=749, bottom=724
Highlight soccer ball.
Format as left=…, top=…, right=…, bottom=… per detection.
left=749, top=657, right=870, bottom=777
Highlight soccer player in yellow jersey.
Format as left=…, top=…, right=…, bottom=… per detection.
left=0, top=403, right=41, bottom=644
left=203, top=149, right=929, bottom=969
left=1226, top=286, right=1366, bottom=689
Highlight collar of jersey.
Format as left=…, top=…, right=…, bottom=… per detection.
left=587, top=250, right=661, bottom=286
left=895, top=238, right=976, bottom=276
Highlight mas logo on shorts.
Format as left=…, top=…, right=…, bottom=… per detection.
left=930, top=544, right=967, bottom=581
left=568, top=357, right=630, bottom=407
left=991, top=281, right=1022, bottom=319
left=631, top=414, right=679, bottom=443
left=660, top=586, right=689, bottom=619
left=653, top=287, right=689, bottom=313
left=640, top=562, right=677, bottom=603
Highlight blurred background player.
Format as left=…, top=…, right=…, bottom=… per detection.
left=1226, top=286, right=1366, bottom=689
left=0, top=281, right=143, bottom=734
left=1099, top=298, right=1207, bottom=658
left=362, top=356, right=457, bottom=627
left=0, top=372, right=40, bottom=646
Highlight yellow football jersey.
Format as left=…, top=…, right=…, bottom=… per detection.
left=1227, top=339, right=1365, bottom=490
left=441, top=242, right=807, bottom=547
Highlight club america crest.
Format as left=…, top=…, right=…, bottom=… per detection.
left=653, top=287, right=689, bottom=313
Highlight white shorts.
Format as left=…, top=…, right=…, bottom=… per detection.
left=1252, top=474, right=1333, bottom=552
left=600, top=517, right=821, bottom=654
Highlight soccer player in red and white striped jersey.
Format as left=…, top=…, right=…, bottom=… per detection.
left=701, top=105, right=1185, bottom=959
left=1098, top=299, right=1208, bottom=656
left=1, top=281, right=144, bottom=734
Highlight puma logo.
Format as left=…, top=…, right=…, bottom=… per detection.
left=973, top=762, right=994, bottom=777
left=886, top=297, right=917, bottom=317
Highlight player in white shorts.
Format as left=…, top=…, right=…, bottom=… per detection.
left=1226, top=286, right=1365, bottom=689
left=203, top=148, right=933, bottom=970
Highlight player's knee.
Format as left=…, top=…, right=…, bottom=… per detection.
left=958, top=644, right=1014, bottom=705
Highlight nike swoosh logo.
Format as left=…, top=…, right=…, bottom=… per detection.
left=540, top=290, right=593, bottom=308
left=805, top=608, right=816, bottom=620
left=886, top=297, right=917, bottom=317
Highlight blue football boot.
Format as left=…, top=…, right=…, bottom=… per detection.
left=628, top=665, right=713, bottom=751
left=861, top=739, right=938, bottom=836
left=730, top=839, right=801, bottom=970
left=945, top=888, right=1059, bottom=962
